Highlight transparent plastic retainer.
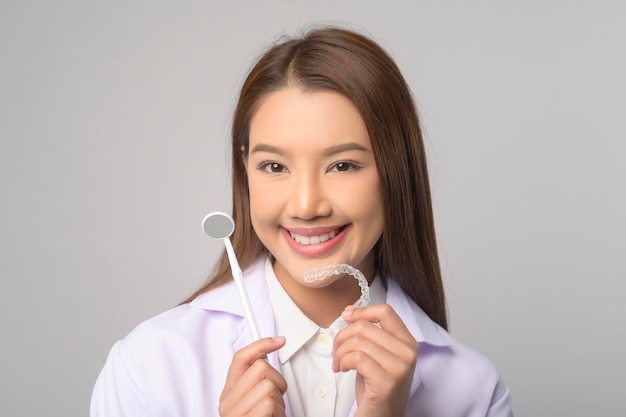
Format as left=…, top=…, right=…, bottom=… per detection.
left=304, top=264, right=370, bottom=329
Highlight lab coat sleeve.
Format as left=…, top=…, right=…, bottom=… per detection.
left=464, top=354, right=514, bottom=417
left=90, top=340, right=148, bottom=417
left=464, top=355, right=514, bottom=417
left=486, top=376, right=513, bottom=417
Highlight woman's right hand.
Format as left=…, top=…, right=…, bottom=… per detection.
left=219, top=336, right=288, bottom=417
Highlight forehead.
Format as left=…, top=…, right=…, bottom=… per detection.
left=248, top=88, right=371, bottom=150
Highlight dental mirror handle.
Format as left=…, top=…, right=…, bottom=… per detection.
left=223, top=237, right=262, bottom=341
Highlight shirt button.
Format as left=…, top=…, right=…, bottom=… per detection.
left=315, top=386, right=327, bottom=398
left=317, top=333, right=329, bottom=345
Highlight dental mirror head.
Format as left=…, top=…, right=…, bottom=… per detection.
left=202, top=211, right=235, bottom=240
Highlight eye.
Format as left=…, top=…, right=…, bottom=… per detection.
left=329, top=161, right=360, bottom=173
left=259, top=161, right=288, bottom=173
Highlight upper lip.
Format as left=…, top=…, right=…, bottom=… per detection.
left=283, top=225, right=346, bottom=236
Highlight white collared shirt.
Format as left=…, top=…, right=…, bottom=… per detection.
left=264, top=259, right=386, bottom=417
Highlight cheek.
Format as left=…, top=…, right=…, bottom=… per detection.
left=341, top=174, right=384, bottom=221
left=247, top=174, right=282, bottom=224
left=362, top=193, right=385, bottom=234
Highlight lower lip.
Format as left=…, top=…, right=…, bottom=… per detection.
left=281, top=226, right=349, bottom=257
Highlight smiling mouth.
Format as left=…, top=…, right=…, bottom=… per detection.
left=288, top=226, right=347, bottom=245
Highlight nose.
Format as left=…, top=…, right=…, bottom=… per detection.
left=286, top=173, right=332, bottom=220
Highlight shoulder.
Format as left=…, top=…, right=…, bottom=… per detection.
left=413, top=339, right=512, bottom=416
left=92, top=304, right=237, bottom=416
left=418, top=335, right=504, bottom=392
left=120, top=257, right=270, bottom=354
left=92, top=258, right=273, bottom=416
left=416, top=340, right=512, bottom=415
left=386, top=279, right=512, bottom=415
left=113, top=257, right=270, bottom=365
left=115, top=302, right=235, bottom=378
left=92, top=296, right=244, bottom=415
left=121, top=302, right=234, bottom=350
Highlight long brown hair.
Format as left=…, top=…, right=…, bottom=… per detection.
left=184, top=26, right=447, bottom=330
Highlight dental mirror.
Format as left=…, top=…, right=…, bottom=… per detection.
left=202, top=211, right=235, bottom=240
left=201, top=211, right=261, bottom=341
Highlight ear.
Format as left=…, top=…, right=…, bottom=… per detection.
left=241, top=145, right=248, bottom=172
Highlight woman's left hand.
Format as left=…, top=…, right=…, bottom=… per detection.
left=332, top=304, right=418, bottom=417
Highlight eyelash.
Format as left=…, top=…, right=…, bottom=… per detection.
left=257, top=161, right=287, bottom=173
left=256, top=160, right=362, bottom=174
left=328, top=161, right=362, bottom=172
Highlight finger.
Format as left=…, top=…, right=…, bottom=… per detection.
left=220, top=357, right=288, bottom=411
left=335, top=349, right=391, bottom=382
left=341, top=304, right=417, bottom=347
left=332, top=327, right=416, bottom=376
left=232, top=336, right=286, bottom=367
left=220, top=376, right=286, bottom=417
left=246, top=395, right=287, bottom=417
left=334, top=316, right=417, bottom=361
left=221, top=336, right=286, bottom=397
left=333, top=307, right=418, bottom=376
left=332, top=330, right=387, bottom=373
left=336, top=350, right=413, bottom=415
left=226, top=356, right=288, bottom=396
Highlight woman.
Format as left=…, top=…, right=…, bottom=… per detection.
left=91, top=26, right=513, bottom=417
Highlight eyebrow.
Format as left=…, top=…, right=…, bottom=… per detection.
left=249, top=143, right=286, bottom=156
left=249, top=142, right=370, bottom=156
left=323, top=142, right=370, bottom=156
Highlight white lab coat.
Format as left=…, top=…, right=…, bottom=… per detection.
left=91, top=257, right=513, bottom=417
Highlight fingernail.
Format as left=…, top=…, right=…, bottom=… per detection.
left=272, top=336, right=285, bottom=343
left=342, top=305, right=355, bottom=318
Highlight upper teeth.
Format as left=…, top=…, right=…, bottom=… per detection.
left=289, top=229, right=337, bottom=245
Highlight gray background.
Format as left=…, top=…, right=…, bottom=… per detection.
left=1, top=1, right=625, bottom=416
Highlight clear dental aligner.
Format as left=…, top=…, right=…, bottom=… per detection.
left=304, top=264, right=371, bottom=308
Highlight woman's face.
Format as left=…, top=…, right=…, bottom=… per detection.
left=245, top=88, right=384, bottom=289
